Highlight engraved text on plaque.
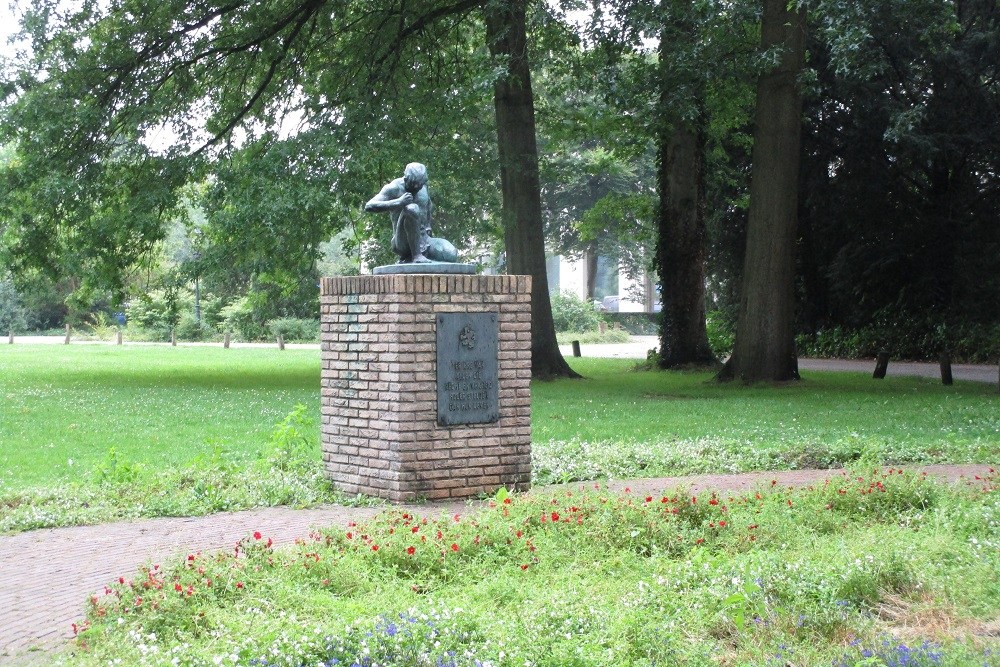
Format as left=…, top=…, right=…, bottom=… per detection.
left=436, top=312, right=500, bottom=426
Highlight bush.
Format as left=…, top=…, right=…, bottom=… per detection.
left=555, top=329, right=632, bottom=345
left=267, top=318, right=320, bottom=343
left=796, top=318, right=1000, bottom=363
left=602, top=313, right=658, bottom=335
left=706, top=310, right=735, bottom=359
left=219, top=296, right=269, bottom=341
left=0, top=280, right=28, bottom=333
left=174, top=313, right=217, bottom=342
left=550, top=291, right=603, bottom=333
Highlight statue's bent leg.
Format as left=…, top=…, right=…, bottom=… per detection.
left=391, top=220, right=410, bottom=262
left=401, top=204, right=431, bottom=263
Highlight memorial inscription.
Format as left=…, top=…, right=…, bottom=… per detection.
left=436, top=312, right=500, bottom=426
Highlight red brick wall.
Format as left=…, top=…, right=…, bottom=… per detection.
left=320, top=274, right=532, bottom=501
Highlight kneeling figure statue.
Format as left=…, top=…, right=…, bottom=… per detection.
left=364, top=162, right=458, bottom=264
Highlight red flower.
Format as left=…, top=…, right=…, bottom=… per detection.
left=691, top=496, right=697, bottom=504
left=709, top=498, right=719, bottom=506
left=407, top=546, right=416, bottom=555
left=411, top=526, right=419, bottom=533
left=520, top=564, right=530, bottom=570
left=371, top=544, right=379, bottom=552
left=346, top=532, right=353, bottom=540
left=503, top=497, right=512, bottom=504
left=253, top=531, right=262, bottom=540
left=236, top=582, right=244, bottom=589
left=645, top=496, right=653, bottom=503
left=174, top=583, right=183, bottom=593
left=550, top=512, right=560, bottom=522
left=718, top=520, right=727, bottom=527
left=451, top=543, right=459, bottom=552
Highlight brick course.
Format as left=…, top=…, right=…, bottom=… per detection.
left=320, top=274, right=532, bottom=501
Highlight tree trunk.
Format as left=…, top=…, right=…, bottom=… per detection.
left=718, top=0, right=806, bottom=383
left=656, top=120, right=714, bottom=368
left=655, top=1, right=713, bottom=369
left=485, top=0, right=579, bottom=379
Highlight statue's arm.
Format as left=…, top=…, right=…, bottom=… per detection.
left=364, top=183, right=411, bottom=213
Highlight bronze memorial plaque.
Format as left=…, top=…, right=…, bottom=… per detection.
left=436, top=312, right=500, bottom=426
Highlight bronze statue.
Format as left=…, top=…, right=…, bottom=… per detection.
left=365, top=162, right=458, bottom=264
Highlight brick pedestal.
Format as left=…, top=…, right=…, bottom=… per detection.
left=320, top=274, right=532, bottom=501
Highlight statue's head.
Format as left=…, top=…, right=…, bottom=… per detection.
left=403, top=162, right=428, bottom=193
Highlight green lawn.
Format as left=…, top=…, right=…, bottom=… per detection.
left=532, top=358, right=999, bottom=483
left=0, top=346, right=996, bottom=531
left=0, top=345, right=319, bottom=491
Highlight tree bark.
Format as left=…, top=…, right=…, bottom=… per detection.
left=656, top=120, right=715, bottom=368
left=485, top=0, right=579, bottom=379
left=655, top=1, right=713, bottom=369
left=718, top=0, right=806, bottom=383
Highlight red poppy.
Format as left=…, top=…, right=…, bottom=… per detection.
left=253, top=531, right=262, bottom=540
left=406, top=546, right=416, bottom=555
left=451, top=543, right=459, bottom=552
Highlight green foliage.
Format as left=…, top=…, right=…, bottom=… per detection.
left=173, top=312, right=217, bottom=342
left=796, top=318, right=1000, bottom=363
left=706, top=309, right=736, bottom=359
left=555, top=329, right=631, bottom=345
left=68, top=469, right=1000, bottom=666
left=601, top=312, right=658, bottom=335
left=267, top=318, right=320, bottom=343
left=0, top=279, right=27, bottom=333
left=549, top=291, right=603, bottom=333
left=219, top=296, right=268, bottom=341
left=126, top=289, right=182, bottom=336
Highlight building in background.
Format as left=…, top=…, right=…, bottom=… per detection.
left=545, top=253, right=659, bottom=313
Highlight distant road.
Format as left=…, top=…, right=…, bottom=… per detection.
left=5, top=334, right=996, bottom=384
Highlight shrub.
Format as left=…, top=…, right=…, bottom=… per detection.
left=174, top=312, right=217, bottom=341
left=0, top=280, right=28, bottom=333
left=706, top=310, right=735, bottom=359
left=550, top=291, right=603, bottom=333
left=267, top=318, right=320, bottom=342
left=555, top=329, right=632, bottom=345
left=796, top=319, right=1000, bottom=363
left=602, top=313, right=658, bottom=335
left=219, top=296, right=268, bottom=341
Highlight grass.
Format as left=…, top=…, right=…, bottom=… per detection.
left=532, top=359, right=1000, bottom=483
left=62, top=468, right=1000, bottom=666
left=0, top=347, right=997, bottom=531
left=0, top=345, right=319, bottom=491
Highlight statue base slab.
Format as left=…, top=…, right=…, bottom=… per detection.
left=373, top=262, right=477, bottom=275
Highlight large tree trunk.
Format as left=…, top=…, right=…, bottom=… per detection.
left=656, top=120, right=715, bottom=367
left=655, top=1, right=714, bottom=369
left=485, top=0, right=579, bottom=379
left=718, top=0, right=805, bottom=383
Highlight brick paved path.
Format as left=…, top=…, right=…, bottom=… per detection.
left=0, top=464, right=994, bottom=665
